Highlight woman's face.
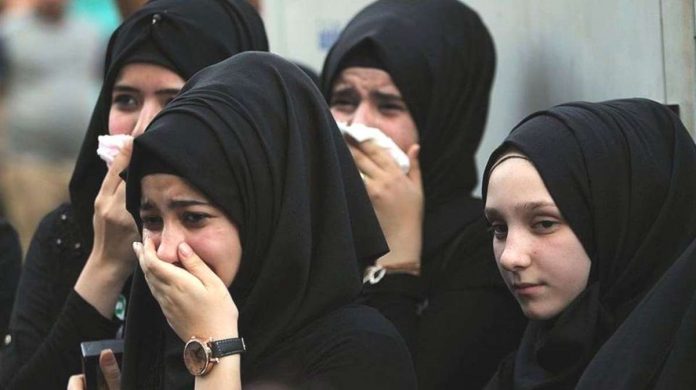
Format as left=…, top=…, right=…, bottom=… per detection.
left=330, top=67, right=418, bottom=152
left=139, top=174, right=242, bottom=287
left=108, top=63, right=185, bottom=137
left=484, top=154, right=591, bottom=320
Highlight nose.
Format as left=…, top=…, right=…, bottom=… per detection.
left=154, top=225, right=183, bottom=264
left=130, top=100, right=161, bottom=137
left=348, top=101, right=377, bottom=128
left=497, top=231, right=532, bottom=272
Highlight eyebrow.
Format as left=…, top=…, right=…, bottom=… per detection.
left=484, top=201, right=558, bottom=219
left=370, top=90, right=404, bottom=103
left=331, top=86, right=359, bottom=100
left=113, top=85, right=181, bottom=96
left=518, top=201, right=557, bottom=211
left=140, top=198, right=210, bottom=211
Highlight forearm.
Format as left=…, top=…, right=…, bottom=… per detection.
left=74, top=252, right=131, bottom=319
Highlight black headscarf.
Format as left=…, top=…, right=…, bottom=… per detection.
left=576, top=240, right=696, bottom=390
left=121, top=52, right=388, bottom=388
left=68, top=0, right=268, bottom=246
left=321, top=0, right=496, bottom=258
left=482, top=98, right=696, bottom=389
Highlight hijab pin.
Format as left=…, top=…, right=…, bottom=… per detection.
left=152, top=13, right=162, bottom=25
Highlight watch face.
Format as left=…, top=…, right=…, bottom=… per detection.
left=183, top=339, right=209, bottom=376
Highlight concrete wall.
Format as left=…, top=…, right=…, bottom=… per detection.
left=262, top=0, right=696, bottom=193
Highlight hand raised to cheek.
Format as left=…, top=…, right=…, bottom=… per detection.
left=348, top=140, right=423, bottom=274
left=91, top=137, right=139, bottom=279
left=133, top=236, right=239, bottom=342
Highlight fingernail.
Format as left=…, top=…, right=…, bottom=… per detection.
left=132, top=241, right=142, bottom=254
left=101, top=349, right=116, bottom=365
left=178, top=242, right=192, bottom=257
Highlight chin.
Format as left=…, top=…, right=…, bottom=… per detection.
left=521, top=304, right=561, bottom=321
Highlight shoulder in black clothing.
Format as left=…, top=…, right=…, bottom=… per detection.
left=0, top=218, right=21, bottom=340
left=248, top=304, right=416, bottom=390
left=0, top=203, right=121, bottom=390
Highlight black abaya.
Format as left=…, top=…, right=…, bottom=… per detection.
left=321, top=1, right=526, bottom=387
left=122, top=52, right=416, bottom=389
left=0, top=1, right=268, bottom=388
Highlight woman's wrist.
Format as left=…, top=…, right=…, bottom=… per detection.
left=194, top=354, right=241, bottom=390
left=74, top=254, right=130, bottom=319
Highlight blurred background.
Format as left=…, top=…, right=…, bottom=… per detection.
left=0, top=0, right=694, bottom=250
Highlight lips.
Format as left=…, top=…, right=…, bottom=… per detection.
left=512, top=282, right=544, bottom=295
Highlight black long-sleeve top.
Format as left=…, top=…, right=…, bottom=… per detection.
left=361, top=215, right=527, bottom=389
left=0, top=218, right=22, bottom=338
left=0, top=203, right=122, bottom=389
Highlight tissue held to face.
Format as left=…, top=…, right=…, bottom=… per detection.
left=485, top=154, right=591, bottom=320
left=329, top=67, right=418, bottom=153
left=98, top=63, right=186, bottom=165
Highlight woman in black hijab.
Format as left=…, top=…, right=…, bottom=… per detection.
left=321, top=0, right=526, bottom=387
left=482, top=98, right=696, bottom=389
left=121, top=52, right=416, bottom=389
left=0, top=1, right=267, bottom=388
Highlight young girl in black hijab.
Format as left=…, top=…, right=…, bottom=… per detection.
left=483, top=98, right=696, bottom=389
left=0, top=1, right=267, bottom=388
left=321, top=0, right=526, bottom=387
left=121, top=52, right=416, bottom=389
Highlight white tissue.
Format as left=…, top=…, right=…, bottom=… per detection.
left=337, top=122, right=410, bottom=174
left=97, top=134, right=132, bottom=167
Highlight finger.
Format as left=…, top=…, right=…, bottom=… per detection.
left=100, top=136, right=133, bottom=195
left=66, top=374, right=85, bottom=390
left=138, top=237, right=198, bottom=288
left=138, top=236, right=174, bottom=281
left=348, top=143, right=380, bottom=179
left=359, top=140, right=401, bottom=173
left=178, top=242, right=219, bottom=286
left=99, top=349, right=121, bottom=390
left=406, top=144, right=422, bottom=184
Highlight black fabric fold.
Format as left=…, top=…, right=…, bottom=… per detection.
left=69, top=0, right=268, bottom=248
left=320, top=0, right=496, bottom=256
left=122, top=52, right=390, bottom=388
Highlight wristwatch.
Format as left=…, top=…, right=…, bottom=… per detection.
left=183, top=336, right=246, bottom=376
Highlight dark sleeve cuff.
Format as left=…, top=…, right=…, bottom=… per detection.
left=362, top=273, right=423, bottom=299
left=63, top=290, right=121, bottom=340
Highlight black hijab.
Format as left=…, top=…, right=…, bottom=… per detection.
left=121, top=52, right=388, bottom=388
left=482, top=98, right=696, bottom=389
left=68, top=0, right=268, bottom=246
left=321, top=0, right=496, bottom=258
left=576, top=239, right=696, bottom=390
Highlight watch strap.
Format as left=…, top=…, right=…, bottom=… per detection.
left=209, top=337, right=246, bottom=358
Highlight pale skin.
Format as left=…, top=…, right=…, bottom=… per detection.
left=74, top=63, right=185, bottom=320
left=136, top=174, right=243, bottom=389
left=69, top=174, right=243, bottom=389
left=484, top=153, right=591, bottom=320
left=330, top=67, right=423, bottom=274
